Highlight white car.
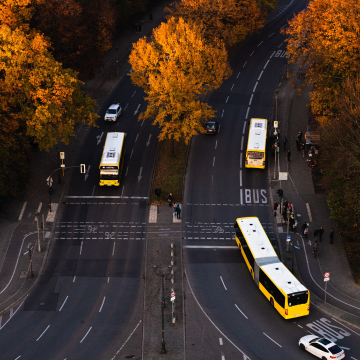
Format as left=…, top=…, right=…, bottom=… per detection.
left=104, top=104, right=122, bottom=121
left=299, top=335, right=345, bottom=360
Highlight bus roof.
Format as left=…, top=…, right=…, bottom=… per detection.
left=247, top=118, right=267, bottom=152
left=100, top=132, right=125, bottom=167
left=236, top=217, right=308, bottom=295
left=236, top=217, right=277, bottom=259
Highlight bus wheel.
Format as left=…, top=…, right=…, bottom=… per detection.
left=270, top=298, right=274, bottom=307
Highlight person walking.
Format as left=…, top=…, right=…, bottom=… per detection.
left=301, top=222, right=308, bottom=237
left=298, top=131, right=303, bottom=143
left=282, top=206, right=288, bottom=222
left=300, top=142, right=305, bottom=157
left=289, top=217, right=295, bottom=231
left=173, top=204, right=177, bottom=218
left=296, top=138, right=300, bottom=151
left=329, top=229, right=334, bottom=244
left=313, top=240, right=319, bottom=257
left=313, top=228, right=319, bottom=242
left=168, top=193, right=173, bottom=207
left=318, top=227, right=324, bottom=242
left=273, top=201, right=278, bottom=217
left=287, top=149, right=291, bottom=162
left=175, top=204, right=181, bottom=219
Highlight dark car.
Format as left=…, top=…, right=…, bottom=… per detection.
left=204, top=121, right=219, bottom=134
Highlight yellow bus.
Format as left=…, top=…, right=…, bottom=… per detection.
left=234, top=217, right=310, bottom=319
left=245, top=118, right=267, bottom=169
left=99, top=132, right=125, bottom=186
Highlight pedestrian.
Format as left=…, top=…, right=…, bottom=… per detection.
left=175, top=204, right=181, bottom=219
left=329, top=229, right=334, bottom=244
left=173, top=204, right=177, bottom=218
left=318, top=227, right=324, bottom=242
left=289, top=217, right=295, bottom=231
left=287, top=149, right=291, bottom=162
left=282, top=206, right=287, bottom=222
left=149, top=12, right=153, bottom=21
left=313, top=228, right=319, bottom=242
left=168, top=193, right=173, bottom=207
left=298, top=131, right=303, bottom=143
left=296, top=138, right=300, bottom=151
left=284, top=200, right=289, bottom=210
left=301, top=222, right=307, bottom=237
left=301, top=142, right=305, bottom=157
left=283, top=136, right=287, bottom=151
left=313, top=240, right=319, bottom=257
left=273, top=201, right=278, bottom=217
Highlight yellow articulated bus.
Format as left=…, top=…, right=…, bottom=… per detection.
left=245, top=118, right=267, bottom=169
left=99, top=132, right=125, bottom=186
left=234, top=217, right=310, bottom=319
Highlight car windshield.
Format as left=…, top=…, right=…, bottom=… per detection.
left=248, top=151, right=264, bottom=159
left=206, top=123, right=216, bottom=129
left=318, top=339, right=331, bottom=346
left=107, top=109, right=117, bottom=114
left=288, top=291, right=308, bottom=306
left=328, top=345, right=342, bottom=354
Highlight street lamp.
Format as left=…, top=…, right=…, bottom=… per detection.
left=22, top=243, right=34, bottom=277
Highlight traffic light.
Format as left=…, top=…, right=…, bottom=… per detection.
left=154, top=188, right=162, bottom=198
left=277, top=189, right=283, bottom=199
left=48, top=187, right=53, bottom=195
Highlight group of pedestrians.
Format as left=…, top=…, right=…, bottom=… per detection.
left=168, top=193, right=181, bottom=219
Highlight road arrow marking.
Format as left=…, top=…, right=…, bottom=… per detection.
left=85, top=165, right=91, bottom=181
left=138, top=167, right=143, bottom=182
left=96, top=132, right=104, bottom=145
left=134, top=104, right=141, bottom=115
left=146, top=134, right=152, bottom=146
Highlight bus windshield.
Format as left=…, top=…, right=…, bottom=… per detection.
left=248, top=151, right=264, bottom=159
left=288, top=292, right=308, bottom=306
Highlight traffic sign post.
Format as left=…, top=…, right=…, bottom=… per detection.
left=60, top=152, right=65, bottom=176
left=324, top=272, right=330, bottom=305
left=170, top=291, right=176, bottom=302
left=286, top=235, right=291, bottom=253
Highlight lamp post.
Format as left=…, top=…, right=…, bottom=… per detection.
left=35, top=210, right=41, bottom=252
left=22, top=243, right=34, bottom=277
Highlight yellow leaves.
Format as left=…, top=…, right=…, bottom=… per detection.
left=130, top=17, right=231, bottom=143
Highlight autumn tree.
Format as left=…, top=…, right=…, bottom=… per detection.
left=129, top=17, right=232, bottom=143
left=284, top=0, right=360, bottom=124
left=32, top=0, right=116, bottom=79
left=165, top=0, right=275, bottom=48
left=0, top=0, right=99, bottom=151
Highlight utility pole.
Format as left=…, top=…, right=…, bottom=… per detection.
left=35, top=210, right=41, bottom=252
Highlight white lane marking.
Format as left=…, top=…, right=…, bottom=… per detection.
left=107, top=277, right=110, bottom=283
left=250, top=51, right=254, bottom=56
left=99, top=297, right=106, bottom=312
left=0, top=232, right=36, bottom=295
left=242, top=122, right=246, bottom=134
left=135, top=133, right=139, bottom=142
left=221, top=109, right=224, bottom=117
left=249, top=94, right=253, bottom=105
left=243, top=61, right=247, bottom=67
left=240, top=153, right=243, bottom=169
left=146, top=134, right=151, bottom=146
left=235, top=304, right=248, bottom=319
left=59, top=296, right=68, bottom=312
left=220, top=276, right=227, bottom=290
left=215, top=140, right=218, bottom=150
left=219, top=338, right=223, bottom=345
left=92, top=186, right=95, bottom=196
left=221, top=355, right=225, bottom=360
left=253, top=82, right=258, bottom=92
left=236, top=72, right=241, bottom=79
left=73, top=276, right=76, bottom=282
left=0, top=299, right=25, bottom=330
left=110, top=320, right=142, bottom=360
left=278, top=42, right=283, bottom=48
left=213, top=157, right=215, bottom=167
left=245, top=107, right=250, bottom=119
left=257, top=41, right=263, bottom=47
left=132, top=91, right=136, bottom=97
left=80, top=327, right=92, bottom=343
left=141, top=119, right=145, bottom=126
left=134, top=104, right=141, bottom=115
left=18, top=202, right=27, bottom=221
left=258, top=70, right=264, bottom=80
left=270, top=51, right=275, bottom=58
left=263, top=332, right=282, bottom=347
left=218, top=125, right=221, bottom=133
left=36, top=325, right=50, bottom=341
left=240, top=170, right=242, bottom=187
left=301, top=237, right=360, bottom=310
left=124, top=103, right=129, bottom=111
left=231, top=84, right=234, bottom=91
left=138, top=167, right=143, bottom=182
left=351, top=357, right=358, bottom=360
left=226, top=96, right=229, bottom=103
left=297, top=324, right=303, bottom=328
left=268, top=32, right=275, bottom=37
left=112, top=242, right=116, bottom=256
left=186, top=271, right=251, bottom=359
left=80, top=241, right=83, bottom=255
left=15, top=356, right=21, bottom=360
left=121, top=186, right=124, bottom=197
left=240, top=136, right=244, bottom=151
left=306, top=203, right=313, bottom=222
left=130, top=149, right=134, bottom=158
left=340, top=347, right=350, bottom=350
left=184, top=246, right=238, bottom=249
left=264, top=60, right=270, bottom=68
left=125, top=167, right=129, bottom=176
left=331, top=318, right=360, bottom=337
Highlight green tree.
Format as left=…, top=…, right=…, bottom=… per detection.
left=129, top=17, right=232, bottom=143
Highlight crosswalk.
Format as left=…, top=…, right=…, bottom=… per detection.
left=266, top=0, right=294, bottom=24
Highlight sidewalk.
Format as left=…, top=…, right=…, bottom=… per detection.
left=270, top=62, right=360, bottom=327
left=0, top=1, right=172, bottom=322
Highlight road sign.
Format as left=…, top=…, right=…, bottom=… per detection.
left=293, top=246, right=301, bottom=250
left=60, top=152, right=65, bottom=159
left=324, top=272, right=330, bottom=278
left=170, top=291, right=175, bottom=302
left=286, top=235, right=291, bottom=242
left=324, top=278, right=330, bottom=282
